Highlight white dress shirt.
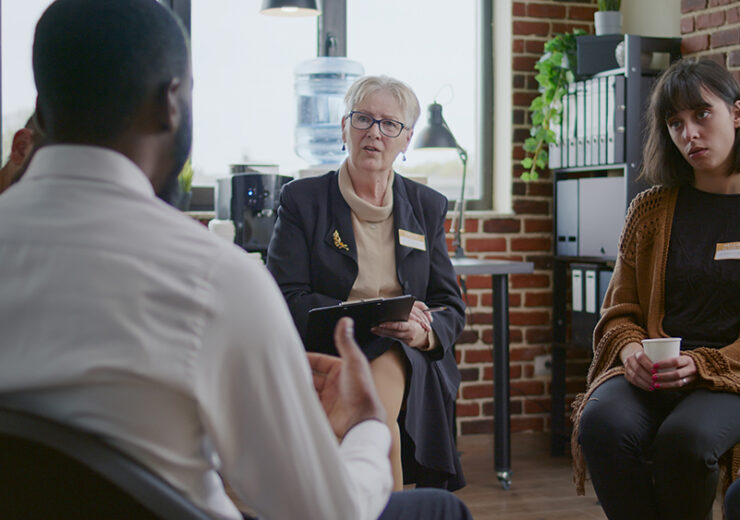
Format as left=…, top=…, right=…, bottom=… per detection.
left=0, top=145, right=392, bottom=520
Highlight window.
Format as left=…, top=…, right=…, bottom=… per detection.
left=0, top=0, right=53, bottom=162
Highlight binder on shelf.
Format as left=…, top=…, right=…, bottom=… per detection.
left=598, top=76, right=608, bottom=165
left=556, top=179, right=579, bottom=256
left=576, top=80, right=586, bottom=167
left=567, top=82, right=577, bottom=168
left=571, top=263, right=613, bottom=348
left=606, top=75, right=626, bottom=164
left=584, top=79, right=593, bottom=167
left=590, top=78, right=600, bottom=166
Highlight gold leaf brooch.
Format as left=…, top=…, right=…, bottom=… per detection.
left=333, top=230, right=349, bottom=251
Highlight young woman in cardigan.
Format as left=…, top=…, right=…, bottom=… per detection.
left=572, top=58, right=740, bottom=520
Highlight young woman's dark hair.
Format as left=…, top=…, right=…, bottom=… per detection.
left=640, top=57, right=740, bottom=186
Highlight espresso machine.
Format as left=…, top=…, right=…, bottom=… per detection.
left=215, top=167, right=293, bottom=257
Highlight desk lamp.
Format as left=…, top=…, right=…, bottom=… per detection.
left=415, top=102, right=468, bottom=259
left=260, top=0, right=320, bottom=17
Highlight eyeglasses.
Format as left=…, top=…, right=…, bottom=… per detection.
left=348, top=111, right=407, bottom=138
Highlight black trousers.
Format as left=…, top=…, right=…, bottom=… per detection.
left=242, top=489, right=472, bottom=520
left=578, top=376, right=740, bottom=520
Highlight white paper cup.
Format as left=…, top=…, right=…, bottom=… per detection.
left=641, top=337, right=681, bottom=365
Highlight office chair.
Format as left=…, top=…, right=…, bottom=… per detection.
left=0, top=405, right=213, bottom=520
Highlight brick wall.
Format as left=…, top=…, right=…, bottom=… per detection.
left=450, top=1, right=597, bottom=436
left=680, top=0, right=740, bottom=80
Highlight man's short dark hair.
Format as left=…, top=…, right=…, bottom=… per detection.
left=33, top=0, right=189, bottom=144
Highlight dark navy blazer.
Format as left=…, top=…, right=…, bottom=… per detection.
left=266, top=170, right=466, bottom=489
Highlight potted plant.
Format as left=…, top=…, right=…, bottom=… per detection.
left=595, top=0, right=622, bottom=36
left=521, top=29, right=584, bottom=181
left=176, top=157, right=193, bottom=211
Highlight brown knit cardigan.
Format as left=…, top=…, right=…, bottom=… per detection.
left=571, top=186, right=740, bottom=496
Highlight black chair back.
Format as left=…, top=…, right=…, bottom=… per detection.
left=0, top=406, right=213, bottom=520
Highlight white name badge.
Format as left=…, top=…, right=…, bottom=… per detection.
left=399, top=229, right=426, bottom=251
left=715, top=241, right=740, bottom=260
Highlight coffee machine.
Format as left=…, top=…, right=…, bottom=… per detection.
left=215, top=168, right=293, bottom=257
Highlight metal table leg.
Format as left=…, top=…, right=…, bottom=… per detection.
left=492, top=274, right=511, bottom=490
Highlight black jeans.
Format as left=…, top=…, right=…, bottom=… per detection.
left=727, top=479, right=740, bottom=520
left=579, top=376, right=740, bottom=520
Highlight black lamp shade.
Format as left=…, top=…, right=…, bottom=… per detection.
left=414, top=103, right=458, bottom=149
left=260, top=0, right=320, bottom=16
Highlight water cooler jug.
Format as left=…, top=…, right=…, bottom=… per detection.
left=294, top=57, right=364, bottom=166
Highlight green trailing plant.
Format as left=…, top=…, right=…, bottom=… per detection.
left=521, top=29, right=585, bottom=181
left=597, top=0, right=621, bottom=11
left=178, top=157, right=193, bottom=194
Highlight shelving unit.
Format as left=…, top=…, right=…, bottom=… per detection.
left=549, top=35, right=681, bottom=456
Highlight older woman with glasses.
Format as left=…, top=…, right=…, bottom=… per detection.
left=267, top=75, right=466, bottom=492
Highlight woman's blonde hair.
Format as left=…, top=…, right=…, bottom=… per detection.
left=344, top=75, right=421, bottom=128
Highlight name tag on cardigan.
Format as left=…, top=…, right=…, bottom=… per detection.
left=715, top=241, right=740, bottom=260
left=399, top=229, right=426, bottom=251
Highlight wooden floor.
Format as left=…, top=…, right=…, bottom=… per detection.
left=453, top=432, right=723, bottom=520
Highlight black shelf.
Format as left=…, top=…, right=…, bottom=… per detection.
left=549, top=35, right=682, bottom=458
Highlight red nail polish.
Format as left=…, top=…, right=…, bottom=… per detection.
left=654, top=383, right=660, bottom=389
left=652, top=374, right=658, bottom=381
left=653, top=363, right=659, bottom=370
left=648, top=385, right=654, bottom=391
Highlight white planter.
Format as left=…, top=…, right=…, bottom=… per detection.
left=594, top=11, right=622, bottom=36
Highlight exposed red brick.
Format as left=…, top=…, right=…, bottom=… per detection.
left=528, top=182, right=553, bottom=197
left=681, top=16, right=695, bottom=33
left=461, top=383, right=493, bottom=400
left=566, top=360, right=592, bottom=377
left=481, top=364, right=522, bottom=381
left=511, top=379, right=545, bottom=396
left=513, top=199, right=549, bottom=215
left=526, top=75, right=540, bottom=90
left=525, top=39, right=546, bottom=54
left=728, top=6, right=740, bottom=24
left=682, top=0, right=707, bottom=13
left=524, top=218, right=552, bottom=233
left=510, top=273, right=551, bottom=289
left=512, top=20, right=551, bottom=37
left=525, top=327, right=553, bottom=343
left=511, top=236, right=551, bottom=252
left=704, top=52, right=728, bottom=65
left=513, top=109, right=526, bottom=125
left=709, top=0, right=731, bottom=6
left=513, top=38, right=525, bottom=53
left=509, top=310, right=550, bottom=326
left=462, top=292, right=478, bottom=307
left=528, top=3, right=566, bottom=19
left=465, top=274, right=492, bottom=289
left=465, top=348, right=492, bottom=364
left=460, top=419, right=493, bottom=435
left=513, top=128, right=532, bottom=143
left=525, top=291, right=553, bottom=307
left=457, top=329, right=479, bottom=345
left=513, top=91, right=539, bottom=107
left=711, top=28, right=740, bottom=48
left=466, top=237, right=507, bottom=252
left=525, top=254, right=553, bottom=270
left=523, top=364, right=534, bottom=378
left=512, top=1, right=526, bottom=17
left=482, top=292, right=522, bottom=308
left=483, top=400, right=523, bottom=417
left=512, top=180, right=527, bottom=195
left=456, top=402, right=481, bottom=417
left=696, top=10, right=725, bottom=29
left=524, top=398, right=552, bottom=414
left=469, top=312, right=493, bottom=325
left=681, top=33, right=710, bottom=54
left=513, top=74, right=526, bottom=88
left=459, top=367, right=479, bottom=382
left=483, top=218, right=521, bottom=233
left=512, top=145, right=526, bottom=161
left=733, top=70, right=740, bottom=85
left=568, top=6, right=598, bottom=21
left=510, top=346, right=547, bottom=361
left=551, top=22, right=592, bottom=34
left=481, top=328, right=523, bottom=345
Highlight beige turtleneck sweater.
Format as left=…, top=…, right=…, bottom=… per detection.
left=338, top=162, right=402, bottom=301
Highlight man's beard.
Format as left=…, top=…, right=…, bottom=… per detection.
left=157, top=98, right=193, bottom=206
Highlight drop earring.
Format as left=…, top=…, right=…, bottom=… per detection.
left=341, top=143, right=346, bottom=152
left=402, top=152, right=407, bottom=162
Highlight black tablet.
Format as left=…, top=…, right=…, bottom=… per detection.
left=305, top=295, right=416, bottom=355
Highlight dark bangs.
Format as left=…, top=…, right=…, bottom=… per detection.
left=656, top=72, right=713, bottom=121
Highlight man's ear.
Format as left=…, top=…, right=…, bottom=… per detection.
left=10, top=129, right=35, bottom=166
left=156, top=77, right=183, bottom=132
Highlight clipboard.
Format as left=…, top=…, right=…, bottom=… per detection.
left=305, top=295, right=415, bottom=355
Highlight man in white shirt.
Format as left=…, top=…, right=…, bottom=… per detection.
left=0, top=1, right=472, bottom=519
